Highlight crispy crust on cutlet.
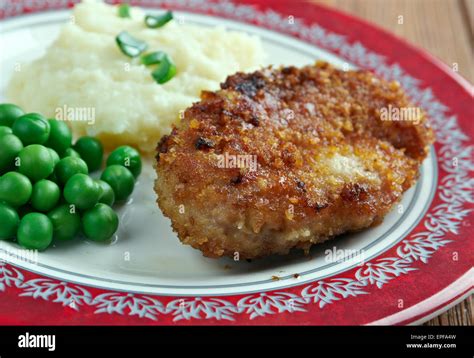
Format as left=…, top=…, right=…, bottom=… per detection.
left=155, top=61, right=434, bottom=259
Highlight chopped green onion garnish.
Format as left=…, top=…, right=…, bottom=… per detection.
left=148, top=53, right=176, bottom=84
left=117, top=3, right=131, bottom=18
left=141, top=51, right=176, bottom=84
left=145, top=11, right=173, bottom=28
left=115, top=31, right=148, bottom=58
left=141, top=51, right=166, bottom=66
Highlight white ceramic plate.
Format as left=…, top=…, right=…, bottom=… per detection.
left=0, top=9, right=437, bottom=297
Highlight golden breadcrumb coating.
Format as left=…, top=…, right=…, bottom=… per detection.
left=155, top=62, right=434, bottom=259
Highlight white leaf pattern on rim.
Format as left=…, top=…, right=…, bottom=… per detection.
left=0, top=262, right=24, bottom=291
left=237, top=292, right=307, bottom=318
left=301, top=279, right=367, bottom=308
left=19, top=278, right=92, bottom=311
left=92, top=293, right=165, bottom=320
left=166, top=297, right=239, bottom=321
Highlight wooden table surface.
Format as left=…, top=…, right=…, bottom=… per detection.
left=312, top=0, right=473, bottom=326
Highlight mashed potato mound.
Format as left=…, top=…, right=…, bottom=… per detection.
left=7, top=0, right=264, bottom=153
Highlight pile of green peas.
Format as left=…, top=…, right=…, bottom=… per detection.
left=0, top=103, right=142, bottom=251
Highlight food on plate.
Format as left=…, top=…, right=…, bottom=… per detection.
left=12, top=113, right=50, bottom=146
left=0, top=103, right=24, bottom=127
left=144, top=11, right=173, bottom=28
left=117, top=3, right=132, bottom=19
left=82, top=203, right=119, bottom=242
left=0, top=172, right=32, bottom=208
left=30, top=179, right=61, bottom=212
left=48, top=148, right=60, bottom=167
left=0, top=132, right=23, bottom=172
left=73, top=136, right=104, bottom=171
left=63, top=174, right=102, bottom=210
left=0, top=102, right=142, bottom=250
left=96, top=180, right=116, bottom=206
left=18, top=144, right=56, bottom=182
left=45, top=119, right=73, bottom=155
left=0, top=203, right=20, bottom=240
left=0, top=126, right=13, bottom=136
left=7, top=0, right=265, bottom=153
left=55, top=156, right=89, bottom=185
left=17, top=213, right=53, bottom=251
left=155, top=62, right=434, bottom=259
left=48, top=205, right=82, bottom=241
left=62, top=148, right=82, bottom=159
left=107, top=145, right=142, bottom=178
left=100, top=165, right=135, bottom=201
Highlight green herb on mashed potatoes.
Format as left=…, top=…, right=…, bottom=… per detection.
left=145, top=11, right=173, bottom=28
left=115, top=31, right=148, bottom=57
left=117, top=3, right=131, bottom=18
left=7, top=0, right=265, bottom=153
left=141, top=51, right=176, bottom=84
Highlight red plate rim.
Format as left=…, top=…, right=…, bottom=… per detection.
left=0, top=0, right=472, bottom=325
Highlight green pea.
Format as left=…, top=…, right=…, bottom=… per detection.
left=17, top=144, right=55, bottom=182
left=12, top=113, right=50, bottom=145
left=0, top=103, right=24, bottom=127
left=100, top=165, right=135, bottom=202
left=96, top=179, right=115, bottom=206
left=45, top=119, right=72, bottom=155
left=63, top=173, right=100, bottom=210
left=0, top=126, right=13, bottom=136
left=106, top=145, right=142, bottom=178
left=0, top=202, right=20, bottom=240
left=0, top=133, right=23, bottom=173
left=48, top=148, right=60, bottom=167
left=48, top=204, right=81, bottom=241
left=55, top=156, right=89, bottom=185
left=61, top=147, right=81, bottom=159
left=74, top=136, right=103, bottom=172
left=31, top=179, right=60, bottom=212
left=0, top=172, right=32, bottom=207
left=17, top=213, right=53, bottom=251
left=82, top=203, right=119, bottom=242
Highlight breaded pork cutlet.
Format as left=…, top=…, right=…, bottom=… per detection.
left=155, top=62, right=434, bottom=259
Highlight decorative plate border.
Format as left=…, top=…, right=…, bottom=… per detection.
left=0, top=0, right=472, bottom=323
